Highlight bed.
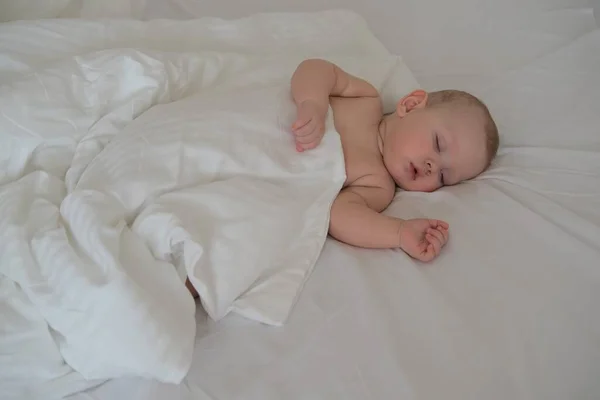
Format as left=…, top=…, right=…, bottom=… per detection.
left=1, top=1, right=599, bottom=400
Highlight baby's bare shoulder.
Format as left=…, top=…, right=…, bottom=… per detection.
left=347, top=159, right=395, bottom=191
left=331, top=95, right=382, bottom=130
left=330, top=96, right=393, bottom=192
left=342, top=158, right=396, bottom=212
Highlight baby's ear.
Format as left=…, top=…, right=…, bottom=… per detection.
left=396, top=89, right=428, bottom=117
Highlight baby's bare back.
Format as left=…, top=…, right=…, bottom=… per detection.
left=330, top=96, right=392, bottom=188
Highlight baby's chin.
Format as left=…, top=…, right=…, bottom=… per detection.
left=395, top=178, right=438, bottom=193
left=393, top=176, right=413, bottom=191
left=398, top=183, right=421, bottom=192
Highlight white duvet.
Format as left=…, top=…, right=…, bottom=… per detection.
left=0, top=10, right=419, bottom=399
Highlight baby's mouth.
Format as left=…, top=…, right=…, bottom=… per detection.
left=410, top=162, right=417, bottom=180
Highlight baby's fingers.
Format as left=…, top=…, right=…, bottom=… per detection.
left=428, top=227, right=447, bottom=246
left=295, top=130, right=319, bottom=144
left=296, top=138, right=321, bottom=151
left=438, top=226, right=449, bottom=242
left=418, top=243, right=436, bottom=262
left=295, top=127, right=325, bottom=151
left=425, top=233, right=442, bottom=257
left=429, top=219, right=449, bottom=230
left=292, top=116, right=311, bottom=131
left=292, top=119, right=316, bottom=137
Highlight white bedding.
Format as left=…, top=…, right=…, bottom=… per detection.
left=0, top=10, right=420, bottom=400
left=1, top=1, right=600, bottom=400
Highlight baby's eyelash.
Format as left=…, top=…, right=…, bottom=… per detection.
left=435, top=133, right=444, bottom=185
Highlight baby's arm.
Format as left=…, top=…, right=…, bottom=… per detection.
left=290, top=59, right=379, bottom=151
left=330, top=179, right=450, bottom=261
left=291, top=58, right=379, bottom=111
left=329, top=179, right=402, bottom=249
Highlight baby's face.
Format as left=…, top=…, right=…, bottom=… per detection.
left=382, top=106, right=488, bottom=192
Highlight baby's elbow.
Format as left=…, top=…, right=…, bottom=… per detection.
left=327, top=214, right=346, bottom=243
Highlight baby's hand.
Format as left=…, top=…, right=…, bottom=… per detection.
left=292, top=100, right=327, bottom=152
left=398, top=219, right=450, bottom=262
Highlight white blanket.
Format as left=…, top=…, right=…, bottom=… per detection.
left=0, top=11, right=418, bottom=399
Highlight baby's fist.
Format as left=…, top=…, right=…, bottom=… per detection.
left=398, top=219, right=450, bottom=262
left=292, top=100, right=327, bottom=152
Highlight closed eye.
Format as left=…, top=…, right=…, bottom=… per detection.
left=435, top=133, right=445, bottom=185
left=435, top=133, right=442, bottom=153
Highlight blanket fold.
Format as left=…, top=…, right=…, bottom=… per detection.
left=0, top=10, right=418, bottom=399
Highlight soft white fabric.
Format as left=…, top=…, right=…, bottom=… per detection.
left=41, top=2, right=600, bottom=400
left=0, top=10, right=419, bottom=400
left=87, top=28, right=600, bottom=400
left=74, top=77, right=347, bottom=324
left=3, top=2, right=600, bottom=400
left=0, top=0, right=148, bottom=21
left=0, top=0, right=69, bottom=22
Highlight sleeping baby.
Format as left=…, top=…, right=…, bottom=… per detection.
left=290, top=58, right=499, bottom=262
left=185, top=58, right=499, bottom=298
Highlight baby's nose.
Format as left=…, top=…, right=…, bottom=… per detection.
left=425, top=160, right=438, bottom=174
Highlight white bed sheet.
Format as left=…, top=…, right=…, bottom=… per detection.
left=0, top=10, right=419, bottom=399
left=2, top=1, right=599, bottom=400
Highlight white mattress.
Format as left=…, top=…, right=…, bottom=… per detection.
left=2, top=1, right=599, bottom=400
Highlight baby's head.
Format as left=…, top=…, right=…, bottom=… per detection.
left=378, top=89, right=499, bottom=192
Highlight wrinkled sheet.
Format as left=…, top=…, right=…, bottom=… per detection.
left=2, top=2, right=600, bottom=400
left=0, top=10, right=419, bottom=400
left=59, top=2, right=600, bottom=400
left=89, top=26, right=600, bottom=400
